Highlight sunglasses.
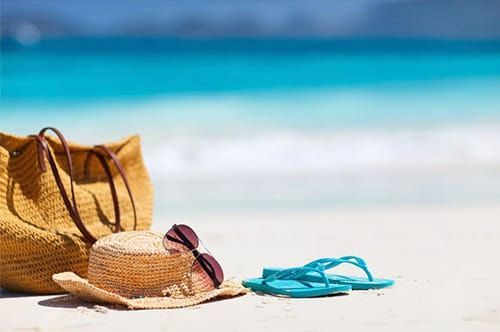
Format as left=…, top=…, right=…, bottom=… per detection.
left=163, top=224, right=224, bottom=289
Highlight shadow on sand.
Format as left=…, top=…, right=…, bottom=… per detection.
left=38, top=294, right=126, bottom=311
left=0, top=288, right=40, bottom=299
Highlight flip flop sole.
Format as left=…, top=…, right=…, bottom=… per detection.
left=243, top=278, right=351, bottom=298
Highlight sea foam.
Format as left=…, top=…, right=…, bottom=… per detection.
left=144, top=124, right=500, bottom=179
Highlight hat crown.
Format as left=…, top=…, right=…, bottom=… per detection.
left=87, top=231, right=195, bottom=298
left=91, top=230, right=167, bottom=254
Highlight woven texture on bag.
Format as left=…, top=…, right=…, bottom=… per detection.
left=0, top=132, right=153, bottom=294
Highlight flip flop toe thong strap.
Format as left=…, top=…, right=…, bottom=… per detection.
left=305, top=256, right=374, bottom=282
left=264, top=267, right=331, bottom=288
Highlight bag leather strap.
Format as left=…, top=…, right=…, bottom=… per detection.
left=35, top=127, right=136, bottom=243
left=36, top=127, right=98, bottom=243
left=88, top=149, right=122, bottom=233
left=95, top=145, right=137, bottom=230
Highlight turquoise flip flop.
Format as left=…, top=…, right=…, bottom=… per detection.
left=243, top=266, right=352, bottom=298
left=262, top=256, right=394, bottom=290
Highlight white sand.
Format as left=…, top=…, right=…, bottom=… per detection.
left=2, top=204, right=500, bottom=331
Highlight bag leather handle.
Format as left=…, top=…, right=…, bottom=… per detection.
left=35, top=127, right=136, bottom=243
left=88, top=149, right=122, bottom=233
left=95, top=145, right=137, bottom=230
left=36, top=127, right=98, bottom=243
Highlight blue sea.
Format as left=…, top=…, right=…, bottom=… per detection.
left=2, top=38, right=500, bottom=216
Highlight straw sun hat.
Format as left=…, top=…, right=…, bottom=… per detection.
left=52, top=231, right=248, bottom=309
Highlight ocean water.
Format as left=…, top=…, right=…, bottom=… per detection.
left=2, top=38, right=500, bottom=215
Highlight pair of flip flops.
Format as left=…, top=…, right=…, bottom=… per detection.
left=243, top=256, right=394, bottom=298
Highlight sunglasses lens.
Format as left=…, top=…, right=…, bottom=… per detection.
left=163, top=224, right=199, bottom=252
left=191, top=253, right=224, bottom=290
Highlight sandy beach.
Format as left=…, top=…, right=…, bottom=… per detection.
left=1, top=203, right=499, bottom=332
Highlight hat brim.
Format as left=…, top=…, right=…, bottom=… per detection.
left=52, top=272, right=248, bottom=309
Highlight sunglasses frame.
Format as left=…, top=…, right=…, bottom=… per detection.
left=164, top=224, right=223, bottom=288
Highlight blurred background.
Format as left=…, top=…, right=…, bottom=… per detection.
left=2, top=0, right=500, bottom=219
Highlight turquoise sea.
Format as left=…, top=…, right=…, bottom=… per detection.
left=2, top=38, right=500, bottom=216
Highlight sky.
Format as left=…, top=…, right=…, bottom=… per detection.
left=2, top=0, right=500, bottom=39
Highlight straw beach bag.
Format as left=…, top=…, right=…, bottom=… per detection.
left=0, top=127, right=153, bottom=294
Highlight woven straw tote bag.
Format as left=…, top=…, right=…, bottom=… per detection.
left=0, top=127, right=153, bottom=294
